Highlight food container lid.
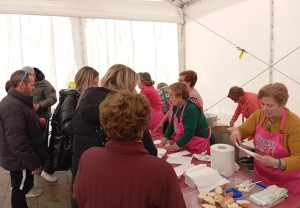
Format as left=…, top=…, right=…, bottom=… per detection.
left=226, top=188, right=243, bottom=199
left=205, top=113, right=218, bottom=119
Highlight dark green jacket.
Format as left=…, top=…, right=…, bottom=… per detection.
left=164, top=100, right=215, bottom=147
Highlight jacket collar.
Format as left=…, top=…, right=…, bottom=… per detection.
left=105, top=140, right=149, bottom=156
left=8, top=89, right=33, bottom=108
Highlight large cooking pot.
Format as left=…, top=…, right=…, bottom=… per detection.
left=205, top=113, right=219, bottom=127
left=211, top=125, right=240, bottom=161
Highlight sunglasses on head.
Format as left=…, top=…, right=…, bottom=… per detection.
left=21, top=70, right=28, bottom=82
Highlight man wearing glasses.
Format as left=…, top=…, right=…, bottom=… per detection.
left=0, top=70, right=48, bottom=208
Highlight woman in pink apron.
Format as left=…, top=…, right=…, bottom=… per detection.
left=138, top=72, right=164, bottom=134
left=228, top=86, right=261, bottom=127
left=157, top=82, right=215, bottom=154
left=230, top=83, right=300, bottom=195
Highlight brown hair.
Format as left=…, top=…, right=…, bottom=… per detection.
left=138, top=72, right=155, bottom=86
left=100, top=64, right=138, bottom=92
left=257, top=83, right=289, bottom=105
left=10, top=70, right=32, bottom=88
left=5, top=80, right=11, bottom=92
left=157, top=82, right=168, bottom=89
left=179, top=70, right=198, bottom=87
left=168, top=82, right=190, bottom=100
left=228, top=86, right=244, bottom=102
left=75, top=66, right=99, bottom=107
left=99, top=90, right=150, bottom=141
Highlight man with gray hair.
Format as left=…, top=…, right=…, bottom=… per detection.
left=0, top=70, right=47, bottom=208
left=22, top=66, right=58, bottom=183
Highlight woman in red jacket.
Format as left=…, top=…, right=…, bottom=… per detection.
left=138, top=72, right=164, bottom=134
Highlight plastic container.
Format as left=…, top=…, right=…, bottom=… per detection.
left=225, top=188, right=243, bottom=199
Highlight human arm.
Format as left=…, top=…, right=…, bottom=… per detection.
left=154, top=110, right=169, bottom=132
left=230, top=104, right=242, bottom=126
left=38, top=81, right=57, bottom=109
left=245, top=98, right=261, bottom=117
left=141, top=130, right=157, bottom=156
left=58, top=96, right=77, bottom=137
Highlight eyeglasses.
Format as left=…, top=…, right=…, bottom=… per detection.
left=21, top=70, right=28, bottom=82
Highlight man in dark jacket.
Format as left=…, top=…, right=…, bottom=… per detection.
left=0, top=70, right=48, bottom=208
left=22, top=66, right=58, bottom=183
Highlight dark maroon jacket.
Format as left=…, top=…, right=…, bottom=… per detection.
left=73, top=140, right=185, bottom=208
left=0, top=89, right=47, bottom=171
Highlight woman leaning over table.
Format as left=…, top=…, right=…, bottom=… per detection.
left=157, top=82, right=215, bottom=154
left=230, top=83, right=300, bottom=195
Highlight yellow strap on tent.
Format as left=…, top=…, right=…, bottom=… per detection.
left=68, top=81, right=76, bottom=88
left=237, top=47, right=247, bottom=58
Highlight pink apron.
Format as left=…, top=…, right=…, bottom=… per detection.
left=149, top=107, right=164, bottom=134
left=253, top=109, right=300, bottom=195
left=172, top=102, right=211, bottom=154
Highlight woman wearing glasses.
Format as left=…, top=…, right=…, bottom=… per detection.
left=230, top=83, right=300, bottom=195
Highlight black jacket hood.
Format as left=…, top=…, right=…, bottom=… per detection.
left=33, top=67, right=45, bottom=81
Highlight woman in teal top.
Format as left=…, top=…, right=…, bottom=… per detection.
left=157, top=82, right=215, bottom=153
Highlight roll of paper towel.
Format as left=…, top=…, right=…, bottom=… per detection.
left=210, top=144, right=239, bottom=177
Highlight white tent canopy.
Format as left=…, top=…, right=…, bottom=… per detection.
left=1, top=0, right=300, bottom=125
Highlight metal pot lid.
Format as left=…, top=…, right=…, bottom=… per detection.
left=205, top=113, right=218, bottom=118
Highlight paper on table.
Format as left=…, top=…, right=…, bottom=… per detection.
left=235, top=142, right=256, bottom=157
left=197, top=178, right=230, bottom=192
left=175, top=164, right=195, bottom=171
left=194, top=169, right=223, bottom=188
left=184, top=164, right=207, bottom=174
left=168, top=150, right=191, bottom=158
left=166, top=156, right=192, bottom=164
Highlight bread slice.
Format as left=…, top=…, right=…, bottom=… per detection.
left=223, top=192, right=233, bottom=198
left=220, top=195, right=234, bottom=208
left=215, top=186, right=223, bottom=195
left=202, top=204, right=217, bottom=208
left=203, top=196, right=216, bottom=206
left=236, top=200, right=250, bottom=208
left=207, top=192, right=216, bottom=197
left=214, top=194, right=224, bottom=204
left=220, top=184, right=226, bottom=189
left=227, top=202, right=239, bottom=208
left=197, top=191, right=207, bottom=202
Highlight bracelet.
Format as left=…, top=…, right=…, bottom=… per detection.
left=278, top=158, right=281, bottom=168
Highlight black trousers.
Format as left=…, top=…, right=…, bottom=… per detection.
left=10, top=169, right=34, bottom=208
left=41, top=118, right=55, bottom=174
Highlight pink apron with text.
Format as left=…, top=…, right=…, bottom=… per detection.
left=172, top=102, right=211, bottom=154
left=149, top=107, right=164, bottom=134
left=253, top=109, right=300, bottom=195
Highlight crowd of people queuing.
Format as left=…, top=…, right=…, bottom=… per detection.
left=1, top=64, right=300, bottom=208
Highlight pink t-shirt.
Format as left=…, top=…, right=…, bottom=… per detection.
left=140, top=86, right=162, bottom=111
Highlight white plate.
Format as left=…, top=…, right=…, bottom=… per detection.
left=157, top=148, right=167, bottom=157
left=153, top=140, right=161, bottom=144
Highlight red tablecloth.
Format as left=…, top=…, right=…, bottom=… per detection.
left=150, top=131, right=300, bottom=208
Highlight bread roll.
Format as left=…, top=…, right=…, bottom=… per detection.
left=214, top=194, right=224, bottom=204
left=220, top=195, right=234, bottom=208
left=203, top=196, right=216, bottom=206
left=215, top=186, right=223, bottom=195
left=220, top=184, right=226, bottom=189
left=207, top=192, right=216, bottom=197
left=197, top=191, right=207, bottom=202
left=202, top=204, right=217, bottom=208
left=227, top=202, right=239, bottom=208
left=236, top=200, right=250, bottom=208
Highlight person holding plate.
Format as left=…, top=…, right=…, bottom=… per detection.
left=230, top=83, right=300, bottom=195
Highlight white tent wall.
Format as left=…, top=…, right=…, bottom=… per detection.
left=184, top=0, right=298, bottom=126
left=0, top=14, right=180, bottom=100
left=272, top=0, right=300, bottom=116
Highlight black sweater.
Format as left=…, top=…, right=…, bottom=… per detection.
left=71, top=87, right=157, bottom=178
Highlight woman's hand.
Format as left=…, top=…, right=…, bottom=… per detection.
left=254, top=154, right=276, bottom=167
left=156, top=137, right=168, bottom=148
left=230, top=129, right=242, bottom=145
left=154, top=121, right=164, bottom=132
left=164, top=143, right=180, bottom=152
left=229, top=120, right=235, bottom=127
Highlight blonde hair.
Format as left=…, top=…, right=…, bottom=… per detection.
left=100, top=64, right=138, bottom=92
left=157, top=82, right=168, bottom=90
left=168, top=82, right=190, bottom=100
left=138, top=72, right=155, bottom=86
left=257, top=83, right=289, bottom=105
left=75, top=66, right=99, bottom=107
left=99, top=90, right=150, bottom=141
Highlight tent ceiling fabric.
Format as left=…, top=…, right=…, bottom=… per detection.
left=0, top=0, right=183, bottom=23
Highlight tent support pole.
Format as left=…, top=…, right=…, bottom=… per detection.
left=269, top=0, right=274, bottom=84
left=178, top=22, right=185, bottom=72
left=79, top=18, right=87, bottom=67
